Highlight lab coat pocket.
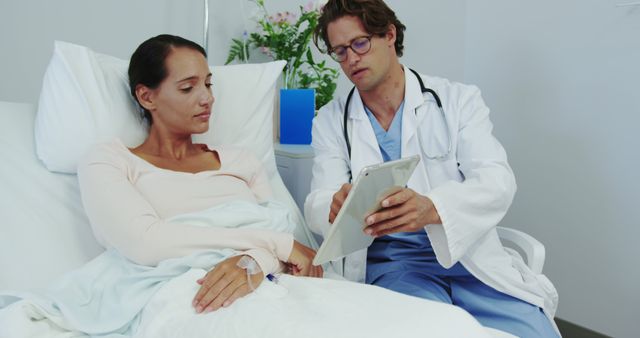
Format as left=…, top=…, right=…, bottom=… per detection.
left=418, top=105, right=451, bottom=160
left=422, top=156, right=463, bottom=188
left=417, top=109, right=462, bottom=185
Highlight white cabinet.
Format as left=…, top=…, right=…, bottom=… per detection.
left=274, top=143, right=314, bottom=214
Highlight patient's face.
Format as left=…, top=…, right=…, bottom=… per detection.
left=150, top=47, right=214, bottom=135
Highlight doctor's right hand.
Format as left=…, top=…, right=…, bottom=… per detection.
left=287, top=240, right=323, bottom=278
left=329, top=183, right=352, bottom=224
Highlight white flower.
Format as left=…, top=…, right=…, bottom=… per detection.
left=285, top=12, right=298, bottom=24
left=303, top=1, right=314, bottom=12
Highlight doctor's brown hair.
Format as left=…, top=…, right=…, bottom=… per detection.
left=313, top=0, right=406, bottom=57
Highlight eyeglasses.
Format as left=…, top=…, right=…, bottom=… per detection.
left=328, top=36, right=372, bottom=62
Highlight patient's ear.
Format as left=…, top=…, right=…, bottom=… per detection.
left=135, top=84, right=156, bottom=111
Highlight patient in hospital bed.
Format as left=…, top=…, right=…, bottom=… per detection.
left=0, top=34, right=506, bottom=338
left=80, top=34, right=323, bottom=313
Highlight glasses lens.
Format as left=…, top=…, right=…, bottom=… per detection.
left=331, top=47, right=347, bottom=62
left=352, top=37, right=371, bottom=54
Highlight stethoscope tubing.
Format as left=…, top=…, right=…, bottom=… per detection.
left=342, top=68, right=452, bottom=181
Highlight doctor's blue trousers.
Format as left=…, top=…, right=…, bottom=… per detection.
left=366, top=232, right=560, bottom=338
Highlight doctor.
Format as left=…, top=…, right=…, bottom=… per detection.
left=305, top=1, right=560, bottom=337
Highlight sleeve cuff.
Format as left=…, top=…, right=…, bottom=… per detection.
left=424, top=191, right=459, bottom=268
left=273, top=232, right=294, bottom=262
left=241, top=248, right=281, bottom=275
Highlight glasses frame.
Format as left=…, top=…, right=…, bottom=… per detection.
left=328, top=35, right=373, bottom=62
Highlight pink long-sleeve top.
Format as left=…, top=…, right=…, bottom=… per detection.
left=76, top=139, right=294, bottom=275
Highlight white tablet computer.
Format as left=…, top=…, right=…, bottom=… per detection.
left=313, top=155, right=420, bottom=265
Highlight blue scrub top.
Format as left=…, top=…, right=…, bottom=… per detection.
left=364, top=102, right=404, bottom=162
left=363, top=102, right=470, bottom=284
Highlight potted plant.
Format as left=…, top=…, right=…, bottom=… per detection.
left=226, top=0, right=339, bottom=144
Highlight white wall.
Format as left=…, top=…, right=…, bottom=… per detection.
left=464, top=1, right=640, bottom=337
left=0, top=0, right=196, bottom=103
left=371, top=0, right=468, bottom=84
left=327, top=0, right=468, bottom=94
left=0, top=0, right=466, bottom=104
left=0, top=0, right=264, bottom=104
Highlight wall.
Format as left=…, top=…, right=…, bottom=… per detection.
left=0, top=0, right=467, bottom=105
left=367, top=0, right=468, bottom=85
left=0, top=0, right=215, bottom=104
left=464, top=1, right=640, bottom=337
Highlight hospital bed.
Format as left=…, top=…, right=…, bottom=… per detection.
left=0, top=41, right=531, bottom=338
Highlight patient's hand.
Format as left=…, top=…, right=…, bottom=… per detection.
left=329, top=183, right=352, bottom=223
left=192, top=255, right=263, bottom=313
left=287, top=240, right=323, bottom=278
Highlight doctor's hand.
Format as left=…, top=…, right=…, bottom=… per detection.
left=192, top=255, right=263, bottom=313
left=329, top=183, right=352, bottom=224
left=363, top=188, right=442, bottom=237
left=287, top=240, right=323, bottom=278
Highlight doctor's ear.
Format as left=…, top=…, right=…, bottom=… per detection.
left=385, top=24, right=397, bottom=47
left=135, top=84, right=156, bottom=112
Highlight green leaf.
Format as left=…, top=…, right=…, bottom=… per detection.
left=225, top=38, right=251, bottom=64
left=226, top=0, right=340, bottom=105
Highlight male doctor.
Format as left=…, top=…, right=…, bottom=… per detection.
left=305, top=1, right=560, bottom=337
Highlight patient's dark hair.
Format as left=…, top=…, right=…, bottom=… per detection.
left=128, top=34, right=207, bottom=124
left=313, top=0, right=406, bottom=57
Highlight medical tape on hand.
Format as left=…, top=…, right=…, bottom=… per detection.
left=236, top=255, right=261, bottom=291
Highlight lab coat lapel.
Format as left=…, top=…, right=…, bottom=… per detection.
left=348, top=89, right=382, bottom=179
left=401, top=65, right=425, bottom=154
left=402, top=67, right=433, bottom=195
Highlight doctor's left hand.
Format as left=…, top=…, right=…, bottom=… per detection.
left=192, top=255, right=264, bottom=313
left=363, top=188, right=442, bottom=237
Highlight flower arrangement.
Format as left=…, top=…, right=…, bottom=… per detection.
left=226, top=0, right=339, bottom=109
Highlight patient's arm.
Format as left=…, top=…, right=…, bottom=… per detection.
left=77, top=142, right=293, bottom=275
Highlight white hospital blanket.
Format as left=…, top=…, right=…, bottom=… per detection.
left=0, top=200, right=503, bottom=338
left=136, top=269, right=495, bottom=338
left=0, top=201, right=294, bottom=337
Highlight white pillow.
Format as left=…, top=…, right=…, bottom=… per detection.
left=31, top=41, right=317, bottom=258
left=35, top=40, right=286, bottom=175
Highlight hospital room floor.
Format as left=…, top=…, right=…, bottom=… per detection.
left=555, top=319, right=611, bottom=338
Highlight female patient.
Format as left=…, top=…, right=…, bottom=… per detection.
left=78, top=34, right=321, bottom=314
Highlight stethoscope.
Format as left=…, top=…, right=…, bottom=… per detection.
left=343, top=68, right=452, bottom=181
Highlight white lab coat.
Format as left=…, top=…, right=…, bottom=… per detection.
left=304, top=66, right=559, bottom=324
